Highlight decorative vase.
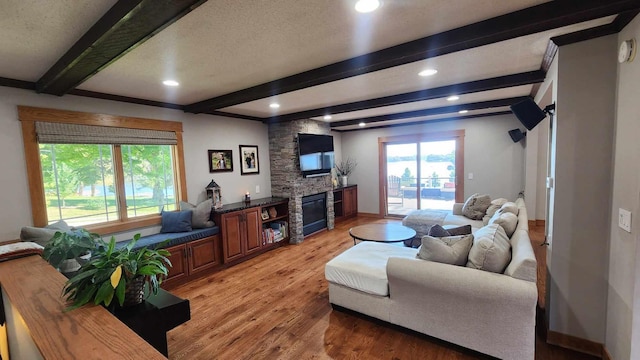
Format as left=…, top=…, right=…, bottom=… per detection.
left=123, top=275, right=145, bottom=306
left=341, top=176, right=348, bottom=186
left=268, top=207, right=277, bottom=219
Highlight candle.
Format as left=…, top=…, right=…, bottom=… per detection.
left=244, top=192, right=251, bottom=202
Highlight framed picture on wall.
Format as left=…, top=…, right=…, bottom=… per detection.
left=239, top=145, right=259, bottom=175
left=208, top=150, right=233, bottom=173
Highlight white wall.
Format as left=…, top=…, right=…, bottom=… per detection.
left=548, top=35, right=617, bottom=343
left=607, top=16, right=640, bottom=360
left=0, top=86, right=271, bottom=241
left=338, top=114, right=526, bottom=214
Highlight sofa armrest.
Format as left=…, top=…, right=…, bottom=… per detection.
left=452, top=203, right=464, bottom=215
left=386, top=257, right=537, bottom=360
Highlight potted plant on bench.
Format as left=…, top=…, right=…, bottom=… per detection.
left=63, top=234, right=172, bottom=311
left=42, top=229, right=99, bottom=275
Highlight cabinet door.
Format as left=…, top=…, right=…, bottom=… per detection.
left=244, top=208, right=262, bottom=254
left=221, top=213, right=244, bottom=262
left=163, top=244, right=188, bottom=286
left=343, top=187, right=358, bottom=217
left=188, top=235, right=220, bottom=274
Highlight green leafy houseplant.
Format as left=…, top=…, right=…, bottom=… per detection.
left=63, top=234, right=172, bottom=311
left=42, top=229, right=99, bottom=272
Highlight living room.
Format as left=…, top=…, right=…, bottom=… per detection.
left=1, top=1, right=639, bottom=359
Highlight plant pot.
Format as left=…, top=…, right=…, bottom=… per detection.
left=341, top=176, right=348, bottom=186
left=59, top=258, right=81, bottom=274
left=123, top=275, right=145, bottom=307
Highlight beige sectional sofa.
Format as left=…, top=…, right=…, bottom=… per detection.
left=325, top=197, right=537, bottom=359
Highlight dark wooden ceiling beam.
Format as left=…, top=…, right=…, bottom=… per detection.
left=184, top=0, right=640, bottom=113
left=334, top=111, right=513, bottom=132
left=329, top=97, right=529, bottom=128
left=552, top=9, right=640, bottom=46
left=35, top=0, right=207, bottom=96
left=266, top=70, right=545, bottom=123
left=0, top=77, right=35, bottom=90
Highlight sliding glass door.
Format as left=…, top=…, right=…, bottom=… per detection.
left=379, top=131, right=464, bottom=217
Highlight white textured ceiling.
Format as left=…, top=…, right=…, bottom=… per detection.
left=0, top=1, right=627, bottom=130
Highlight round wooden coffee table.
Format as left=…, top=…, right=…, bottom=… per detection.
left=349, top=223, right=417, bottom=245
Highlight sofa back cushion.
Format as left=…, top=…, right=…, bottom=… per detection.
left=488, top=209, right=518, bottom=237
left=466, top=224, right=511, bottom=273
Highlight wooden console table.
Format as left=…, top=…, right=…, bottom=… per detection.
left=0, top=254, right=165, bottom=359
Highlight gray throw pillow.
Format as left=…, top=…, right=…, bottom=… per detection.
left=427, top=224, right=450, bottom=237
left=180, top=199, right=215, bottom=228
left=462, top=193, right=491, bottom=220
left=20, top=220, right=71, bottom=246
left=443, top=224, right=472, bottom=236
left=466, top=224, right=511, bottom=273
left=417, top=234, right=474, bottom=266
left=428, top=224, right=472, bottom=237
left=160, top=210, right=193, bottom=233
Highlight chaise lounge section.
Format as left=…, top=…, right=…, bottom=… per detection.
left=325, top=198, right=537, bottom=359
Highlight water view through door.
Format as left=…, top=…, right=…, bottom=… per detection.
left=385, top=140, right=458, bottom=216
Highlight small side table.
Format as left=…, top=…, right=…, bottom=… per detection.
left=111, top=288, right=190, bottom=357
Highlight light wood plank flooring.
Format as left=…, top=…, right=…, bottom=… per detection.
left=167, top=216, right=598, bottom=360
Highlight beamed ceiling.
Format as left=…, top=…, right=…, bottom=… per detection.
left=1, top=0, right=639, bottom=131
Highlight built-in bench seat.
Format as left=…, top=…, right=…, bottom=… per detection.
left=116, top=226, right=220, bottom=250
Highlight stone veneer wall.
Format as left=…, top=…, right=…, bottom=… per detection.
left=268, top=119, right=334, bottom=244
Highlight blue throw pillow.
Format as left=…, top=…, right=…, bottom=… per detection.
left=160, top=210, right=193, bottom=233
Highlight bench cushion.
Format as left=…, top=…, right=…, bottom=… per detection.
left=117, top=226, right=219, bottom=250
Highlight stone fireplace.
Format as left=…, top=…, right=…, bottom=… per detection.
left=269, top=119, right=334, bottom=244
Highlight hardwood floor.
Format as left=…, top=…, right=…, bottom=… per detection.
left=167, top=216, right=598, bottom=360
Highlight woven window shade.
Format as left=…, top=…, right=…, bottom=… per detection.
left=35, top=122, right=177, bottom=145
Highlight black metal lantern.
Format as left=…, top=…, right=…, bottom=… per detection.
left=206, top=179, right=222, bottom=209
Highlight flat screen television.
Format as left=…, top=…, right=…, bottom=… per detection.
left=297, top=133, right=335, bottom=178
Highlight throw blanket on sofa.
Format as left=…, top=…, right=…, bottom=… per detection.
left=401, top=209, right=448, bottom=238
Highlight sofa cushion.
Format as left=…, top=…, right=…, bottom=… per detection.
left=180, top=199, right=215, bottom=229
left=325, top=242, right=418, bottom=296
left=466, top=224, right=511, bottom=273
left=500, top=202, right=519, bottom=215
left=417, top=234, right=473, bottom=266
left=488, top=209, right=518, bottom=238
left=160, top=210, right=193, bottom=233
left=462, top=193, right=491, bottom=220
left=20, top=220, right=72, bottom=247
left=486, top=198, right=509, bottom=217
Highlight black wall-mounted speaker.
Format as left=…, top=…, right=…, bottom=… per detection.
left=509, top=128, right=526, bottom=143
left=510, top=98, right=546, bottom=130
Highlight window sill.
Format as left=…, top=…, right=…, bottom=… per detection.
left=84, top=215, right=161, bottom=236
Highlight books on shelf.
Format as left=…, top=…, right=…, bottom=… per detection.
left=262, top=221, right=288, bottom=245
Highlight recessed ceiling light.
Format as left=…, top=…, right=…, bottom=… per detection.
left=269, top=103, right=280, bottom=109
left=418, top=69, right=438, bottom=77
left=162, top=80, right=179, bottom=87
left=458, top=110, right=469, bottom=114
left=359, top=122, right=366, bottom=127
left=355, top=0, right=380, bottom=13
left=447, top=95, right=460, bottom=101
left=324, top=115, right=332, bottom=120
